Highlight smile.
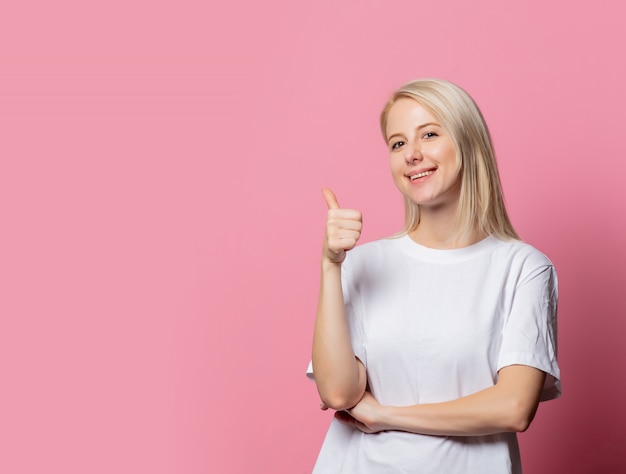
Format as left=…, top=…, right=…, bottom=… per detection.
left=410, top=170, right=435, bottom=180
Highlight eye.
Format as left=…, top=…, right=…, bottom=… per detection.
left=391, top=140, right=405, bottom=150
left=422, top=132, right=438, bottom=140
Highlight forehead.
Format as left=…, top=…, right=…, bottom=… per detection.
left=385, top=98, right=439, bottom=135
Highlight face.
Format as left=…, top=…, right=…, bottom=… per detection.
left=385, top=98, right=461, bottom=211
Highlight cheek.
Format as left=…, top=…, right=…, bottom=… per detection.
left=389, top=155, right=403, bottom=173
left=390, top=159, right=404, bottom=183
left=390, top=161, right=408, bottom=193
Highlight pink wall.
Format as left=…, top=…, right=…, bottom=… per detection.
left=1, top=0, right=624, bottom=472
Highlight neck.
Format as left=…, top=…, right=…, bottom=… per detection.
left=409, top=205, right=486, bottom=250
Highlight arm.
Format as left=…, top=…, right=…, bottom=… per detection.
left=340, top=365, right=546, bottom=436
left=339, top=256, right=559, bottom=435
left=312, top=189, right=367, bottom=411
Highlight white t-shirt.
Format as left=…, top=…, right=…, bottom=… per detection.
left=308, top=235, right=560, bottom=474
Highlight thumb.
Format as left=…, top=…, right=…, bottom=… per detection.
left=322, top=188, right=340, bottom=210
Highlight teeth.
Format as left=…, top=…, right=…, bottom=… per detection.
left=410, top=170, right=434, bottom=180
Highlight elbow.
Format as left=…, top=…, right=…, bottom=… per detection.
left=508, top=415, right=533, bottom=433
left=322, top=396, right=359, bottom=411
left=319, top=388, right=363, bottom=411
left=315, top=366, right=366, bottom=411
left=504, top=400, right=538, bottom=433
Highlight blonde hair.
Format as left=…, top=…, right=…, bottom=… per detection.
left=380, top=78, right=519, bottom=241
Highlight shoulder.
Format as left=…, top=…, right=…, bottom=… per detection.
left=491, top=238, right=554, bottom=268
left=342, top=236, right=402, bottom=275
left=345, top=236, right=401, bottom=261
left=490, top=238, right=557, bottom=289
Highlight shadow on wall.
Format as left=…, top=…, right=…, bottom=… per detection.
left=519, top=208, right=626, bottom=474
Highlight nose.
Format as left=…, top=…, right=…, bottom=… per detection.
left=404, top=142, right=423, bottom=164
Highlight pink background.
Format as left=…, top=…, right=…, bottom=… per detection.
left=1, top=1, right=625, bottom=473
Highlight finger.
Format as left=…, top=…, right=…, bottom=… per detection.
left=334, top=410, right=354, bottom=423
left=327, top=208, right=362, bottom=222
left=322, top=188, right=340, bottom=210
left=327, top=215, right=363, bottom=231
left=334, top=411, right=373, bottom=433
left=327, top=232, right=360, bottom=250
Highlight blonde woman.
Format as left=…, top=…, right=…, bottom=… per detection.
left=309, top=79, right=560, bottom=473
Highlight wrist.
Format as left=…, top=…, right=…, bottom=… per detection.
left=377, top=404, right=395, bottom=432
left=321, top=255, right=344, bottom=270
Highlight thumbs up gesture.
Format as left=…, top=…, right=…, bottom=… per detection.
left=322, top=188, right=363, bottom=264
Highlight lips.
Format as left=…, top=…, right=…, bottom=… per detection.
left=408, top=168, right=436, bottom=180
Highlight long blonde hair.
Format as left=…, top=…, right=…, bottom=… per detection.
left=380, top=78, right=519, bottom=241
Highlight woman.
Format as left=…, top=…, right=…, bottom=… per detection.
left=308, top=79, right=560, bottom=473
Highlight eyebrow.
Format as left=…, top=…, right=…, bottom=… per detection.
left=386, top=122, right=441, bottom=143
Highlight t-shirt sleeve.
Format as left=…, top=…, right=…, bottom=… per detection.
left=497, top=263, right=561, bottom=402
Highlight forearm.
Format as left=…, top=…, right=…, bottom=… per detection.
left=381, top=387, right=533, bottom=436
left=352, top=366, right=545, bottom=436
left=312, top=260, right=366, bottom=410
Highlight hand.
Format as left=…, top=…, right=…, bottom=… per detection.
left=319, top=399, right=375, bottom=434
left=333, top=392, right=387, bottom=434
left=322, top=188, right=362, bottom=264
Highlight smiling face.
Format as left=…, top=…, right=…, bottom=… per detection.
left=385, top=98, right=461, bottom=211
